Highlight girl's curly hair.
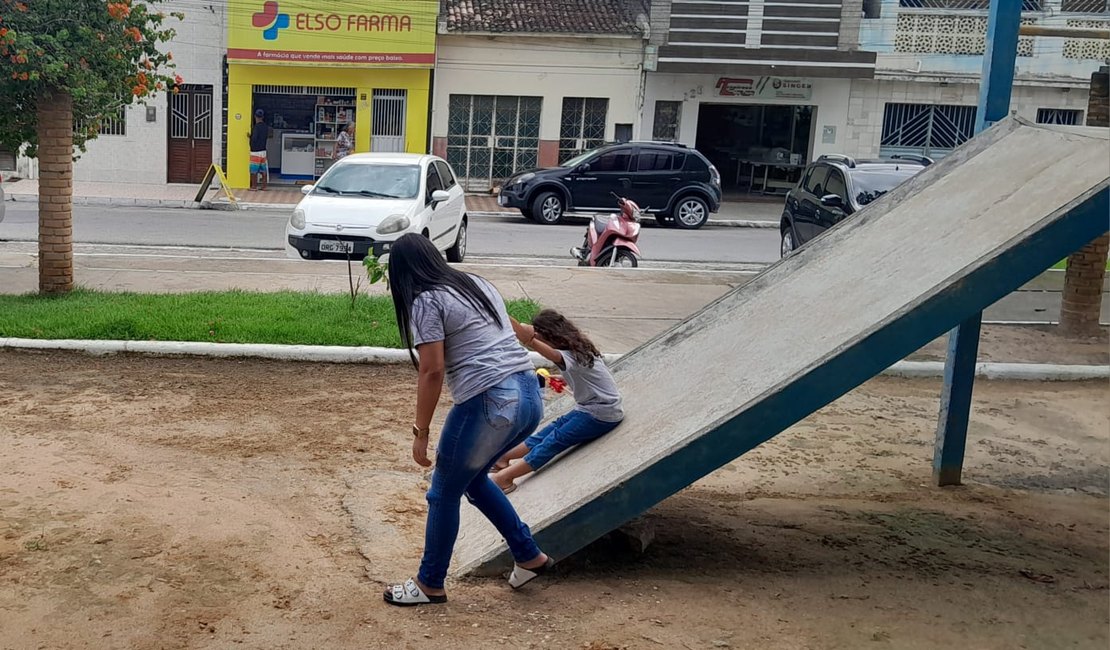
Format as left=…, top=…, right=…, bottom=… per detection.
left=531, top=309, right=601, bottom=368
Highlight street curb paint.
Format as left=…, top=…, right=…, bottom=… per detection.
left=7, top=192, right=777, bottom=228
left=7, top=193, right=196, bottom=209
left=1, top=338, right=1104, bottom=381
left=464, top=211, right=779, bottom=229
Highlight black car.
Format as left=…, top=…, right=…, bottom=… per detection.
left=497, top=142, right=723, bottom=229
left=780, top=154, right=932, bottom=257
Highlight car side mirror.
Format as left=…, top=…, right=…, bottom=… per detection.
left=576, top=163, right=591, bottom=174
left=430, top=189, right=450, bottom=203
left=301, top=184, right=315, bottom=195
left=820, top=194, right=844, bottom=208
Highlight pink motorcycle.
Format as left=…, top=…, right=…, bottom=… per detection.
left=570, top=193, right=642, bottom=268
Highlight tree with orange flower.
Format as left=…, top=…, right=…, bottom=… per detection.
left=0, top=0, right=182, bottom=294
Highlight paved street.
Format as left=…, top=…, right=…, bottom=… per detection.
left=0, top=203, right=783, bottom=266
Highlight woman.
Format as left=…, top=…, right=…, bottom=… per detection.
left=333, top=123, right=354, bottom=160
left=383, top=233, right=553, bottom=607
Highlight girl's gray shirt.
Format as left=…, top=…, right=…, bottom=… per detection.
left=560, top=351, right=623, bottom=423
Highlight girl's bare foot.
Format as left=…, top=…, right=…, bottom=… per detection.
left=491, top=457, right=510, bottom=472
left=490, top=470, right=515, bottom=493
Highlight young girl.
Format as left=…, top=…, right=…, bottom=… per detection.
left=491, top=309, right=624, bottom=493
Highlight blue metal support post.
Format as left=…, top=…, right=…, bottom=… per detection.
left=933, top=0, right=1022, bottom=487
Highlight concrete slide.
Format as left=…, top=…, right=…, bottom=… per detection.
left=453, top=118, right=1110, bottom=576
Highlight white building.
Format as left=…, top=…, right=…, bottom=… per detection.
left=17, top=0, right=226, bottom=185
left=431, top=0, right=648, bottom=191
left=845, top=0, right=1109, bottom=160
left=638, top=0, right=877, bottom=194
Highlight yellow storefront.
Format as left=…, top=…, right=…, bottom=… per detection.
left=225, top=0, right=437, bottom=188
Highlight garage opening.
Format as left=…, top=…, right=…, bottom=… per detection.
left=695, top=104, right=813, bottom=197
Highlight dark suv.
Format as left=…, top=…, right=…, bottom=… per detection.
left=780, top=154, right=932, bottom=257
left=497, top=142, right=722, bottom=229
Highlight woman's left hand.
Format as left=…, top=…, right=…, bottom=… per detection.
left=412, top=435, right=432, bottom=467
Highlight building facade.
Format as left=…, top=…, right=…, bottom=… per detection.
left=639, top=0, right=879, bottom=193
left=225, top=0, right=437, bottom=188
left=14, top=0, right=1106, bottom=191
left=845, top=0, right=1109, bottom=160
left=16, top=0, right=227, bottom=185
left=430, top=0, right=647, bottom=191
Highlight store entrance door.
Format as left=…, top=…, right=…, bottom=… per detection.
left=167, top=84, right=214, bottom=184
left=371, top=89, right=407, bottom=153
left=695, top=104, right=813, bottom=195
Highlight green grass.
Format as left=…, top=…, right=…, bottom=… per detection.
left=1052, top=258, right=1110, bottom=271
left=0, top=289, right=541, bottom=347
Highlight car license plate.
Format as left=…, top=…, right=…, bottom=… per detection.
left=318, top=240, right=354, bottom=254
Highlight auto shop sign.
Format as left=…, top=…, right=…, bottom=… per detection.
left=715, top=77, right=813, bottom=100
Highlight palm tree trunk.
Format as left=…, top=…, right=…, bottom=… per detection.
left=36, top=89, right=74, bottom=294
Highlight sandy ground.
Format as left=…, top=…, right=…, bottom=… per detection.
left=911, top=325, right=1109, bottom=365
left=0, top=351, right=1107, bottom=650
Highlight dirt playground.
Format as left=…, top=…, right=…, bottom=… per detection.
left=1, top=350, right=1107, bottom=650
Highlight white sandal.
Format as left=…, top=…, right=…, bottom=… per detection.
left=508, top=557, right=555, bottom=590
left=383, top=578, right=447, bottom=607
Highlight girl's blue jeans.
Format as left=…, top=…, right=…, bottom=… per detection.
left=418, top=370, right=544, bottom=590
left=522, top=410, right=622, bottom=470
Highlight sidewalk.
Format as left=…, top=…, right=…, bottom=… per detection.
left=0, top=244, right=1105, bottom=364
left=4, top=178, right=781, bottom=225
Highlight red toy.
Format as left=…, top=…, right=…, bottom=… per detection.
left=537, top=368, right=567, bottom=394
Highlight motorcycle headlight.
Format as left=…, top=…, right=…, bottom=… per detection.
left=290, top=209, right=306, bottom=230
left=512, top=172, right=535, bottom=187
left=377, top=214, right=411, bottom=235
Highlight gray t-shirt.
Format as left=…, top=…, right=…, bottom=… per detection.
left=560, top=351, right=623, bottom=423
left=410, top=275, right=534, bottom=404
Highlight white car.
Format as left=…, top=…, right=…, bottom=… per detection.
left=285, top=153, right=467, bottom=262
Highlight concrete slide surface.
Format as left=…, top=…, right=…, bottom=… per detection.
left=452, top=118, right=1110, bottom=576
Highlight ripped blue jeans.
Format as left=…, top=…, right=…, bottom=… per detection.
left=418, top=370, right=544, bottom=589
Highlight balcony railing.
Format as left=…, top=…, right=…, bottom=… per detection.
left=898, top=0, right=1109, bottom=11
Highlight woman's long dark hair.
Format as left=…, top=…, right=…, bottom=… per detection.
left=388, top=233, right=502, bottom=369
left=531, top=309, right=601, bottom=368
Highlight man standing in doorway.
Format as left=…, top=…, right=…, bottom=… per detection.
left=249, top=109, right=270, bottom=191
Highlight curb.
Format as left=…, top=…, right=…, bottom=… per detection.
left=7, top=193, right=779, bottom=228
left=465, top=211, right=778, bottom=229
left=0, top=338, right=620, bottom=368
left=1, top=338, right=1105, bottom=381
left=8, top=193, right=198, bottom=209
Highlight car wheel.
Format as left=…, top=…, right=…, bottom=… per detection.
left=446, top=218, right=467, bottom=263
left=673, top=196, right=709, bottom=230
left=780, top=225, right=796, bottom=258
left=532, top=191, right=565, bottom=225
